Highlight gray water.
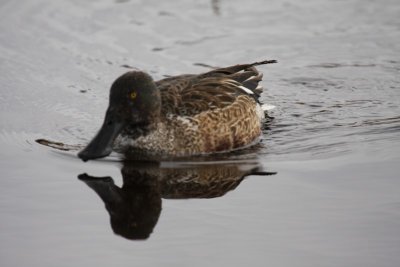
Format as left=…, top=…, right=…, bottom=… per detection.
left=1, top=0, right=400, bottom=266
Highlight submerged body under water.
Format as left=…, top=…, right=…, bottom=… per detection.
left=1, top=0, right=400, bottom=266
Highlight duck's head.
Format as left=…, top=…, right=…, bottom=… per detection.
left=78, top=71, right=161, bottom=161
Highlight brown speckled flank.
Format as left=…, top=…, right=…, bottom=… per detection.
left=118, top=94, right=262, bottom=156
left=114, top=60, right=276, bottom=157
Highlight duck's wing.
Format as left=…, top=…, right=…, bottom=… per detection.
left=157, top=60, right=276, bottom=116
left=198, top=59, right=277, bottom=96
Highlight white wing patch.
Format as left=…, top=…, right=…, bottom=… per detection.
left=238, top=85, right=254, bottom=95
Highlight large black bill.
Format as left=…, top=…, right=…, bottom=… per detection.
left=78, top=110, right=125, bottom=162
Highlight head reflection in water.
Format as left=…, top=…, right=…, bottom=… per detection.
left=78, top=160, right=276, bottom=240
left=78, top=169, right=161, bottom=240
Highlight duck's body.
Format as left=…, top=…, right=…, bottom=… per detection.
left=78, top=60, right=276, bottom=161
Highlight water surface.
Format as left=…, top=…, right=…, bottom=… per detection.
left=1, top=0, right=400, bottom=266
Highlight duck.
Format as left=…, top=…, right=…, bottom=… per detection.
left=78, top=60, right=277, bottom=161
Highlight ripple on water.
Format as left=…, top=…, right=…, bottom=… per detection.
left=262, top=69, right=400, bottom=160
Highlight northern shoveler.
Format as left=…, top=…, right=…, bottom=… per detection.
left=78, top=60, right=277, bottom=161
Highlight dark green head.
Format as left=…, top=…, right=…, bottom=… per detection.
left=78, top=71, right=161, bottom=161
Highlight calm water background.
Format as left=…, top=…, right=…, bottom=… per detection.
left=1, top=0, right=400, bottom=266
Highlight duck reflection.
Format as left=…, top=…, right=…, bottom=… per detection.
left=78, top=160, right=275, bottom=240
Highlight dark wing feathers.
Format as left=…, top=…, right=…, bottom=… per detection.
left=199, top=60, right=277, bottom=76
left=155, top=74, right=194, bottom=91
left=229, top=70, right=258, bottom=83
left=241, top=68, right=263, bottom=92
left=161, top=79, right=240, bottom=116
left=156, top=60, right=276, bottom=116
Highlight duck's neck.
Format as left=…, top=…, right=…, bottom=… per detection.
left=122, top=118, right=159, bottom=139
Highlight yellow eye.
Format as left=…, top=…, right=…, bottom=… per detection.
left=130, top=91, right=137, bottom=100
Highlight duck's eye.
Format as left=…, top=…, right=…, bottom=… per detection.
left=130, top=91, right=137, bottom=100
